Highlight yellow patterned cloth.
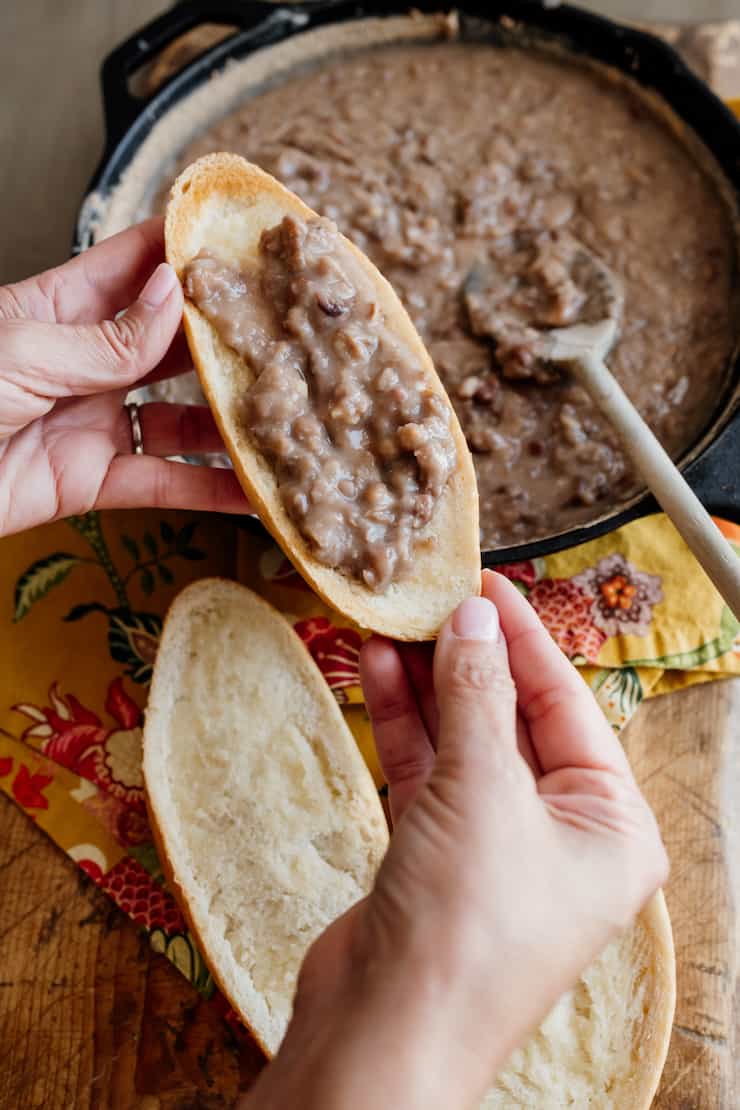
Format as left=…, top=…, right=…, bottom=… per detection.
left=0, top=507, right=738, bottom=1010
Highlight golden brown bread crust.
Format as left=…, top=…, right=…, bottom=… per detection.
left=631, top=890, right=676, bottom=1110
left=165, top=153, right=481, bottom=639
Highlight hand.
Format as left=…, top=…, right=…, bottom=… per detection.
left=245, top=570, right=668, bottom=1110
left=0, top=219, right=248, bottom=536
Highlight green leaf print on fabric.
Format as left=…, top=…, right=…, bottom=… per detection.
left=11, top=515, right=207, bottom=681
left=130, top=841, right=166, bottom=883
left=591, top=667, right=644, bottom=731
left=121, top=535, right=140, bottom=562
left=626, top=606, right=739, bottom=669
left=150, top=928, right=215, bottom=997
left=13, top=553, right=81, bottom=621
left=108, top=609, right=162, bottom=685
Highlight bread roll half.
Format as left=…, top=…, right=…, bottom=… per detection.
left=142, top=578, right=389, bottom=1055
left=144, top=578, right=675, bottom=1104
left=165, top=153, right=481, bottom=640
left=487, top=890, right=675, bottom=1109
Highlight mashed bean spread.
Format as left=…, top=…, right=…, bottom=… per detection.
left=184, top=216, right=456, bottom=590
left=171, top=44, right=736, bottom=547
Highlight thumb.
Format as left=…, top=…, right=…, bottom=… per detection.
left=433, top=596, right=519, bottom=787
left=0, top=263, right=182, bottom=418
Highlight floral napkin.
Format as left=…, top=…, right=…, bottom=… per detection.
left=0, top=507, right=738, bottom=1021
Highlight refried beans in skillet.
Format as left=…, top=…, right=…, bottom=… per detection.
left=160, top=43, right=737, bottom=549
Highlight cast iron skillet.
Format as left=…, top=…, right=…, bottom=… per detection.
left=75, top=0, right=740, bottom=566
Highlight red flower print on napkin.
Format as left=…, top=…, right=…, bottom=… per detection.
left=496, top=561, right=538, bottom=590
left=11, top=764, right=53, bottom=810
left=294, top=617, right=362, bottom=696
left=13, top=677, right=145, bottom=810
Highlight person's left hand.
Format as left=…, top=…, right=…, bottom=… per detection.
left=0, top=218, right=249, bottom=537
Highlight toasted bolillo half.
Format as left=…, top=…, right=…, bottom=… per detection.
left=143, top=578, right=390, bottom=1055
left=144, top=579, right=675, bottom=1105
left=486, top=890, right=675, bottom=1109
left=165, top=153, right=481, bottom=640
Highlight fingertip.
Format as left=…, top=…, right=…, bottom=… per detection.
left=451, top=595, right=500, bottom=641
left=359, top=635, right=398, bottom=686
left=482, top=568, right=519, bottom=601
left=434, top=589, right=501, bottom=678
left=139, top=263, right=180, bottom=309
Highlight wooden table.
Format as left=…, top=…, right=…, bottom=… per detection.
left=2, top=4, right=740, bottom=1107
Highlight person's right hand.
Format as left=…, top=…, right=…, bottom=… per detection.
left=247, top=569, right=668, bottom=1110
left=352, top=568, right=668, bottom=1103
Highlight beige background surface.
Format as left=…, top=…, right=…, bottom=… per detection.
left=582, top=0, right=740, bottom=19
left=1, top=1, right=162, bottom=284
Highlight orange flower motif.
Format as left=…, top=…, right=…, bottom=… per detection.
left=574, top=555, right=663, bottom=638
left=599, top=574, right=637, bottom=611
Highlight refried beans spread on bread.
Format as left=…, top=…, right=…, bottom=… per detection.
left=184, top=216, right=456, bottom=591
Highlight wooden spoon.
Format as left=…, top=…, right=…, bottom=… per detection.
left=469, top=239, right=740, bottom=618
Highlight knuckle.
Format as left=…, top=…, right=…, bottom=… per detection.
left=385, top=752, right=434, bottom=787
left=98, top=313, right=143, bottom=373
left=213, top=468, right=240, bottom=511
left=0, top=321, right=26, bottom=366
left=523, top=682, right=582, bottom=725
left=370, top=695, right=415, bottom=728
left=178, top=406, right=201, bottom=452
left=152, top=463, right=175, bottom=508
left=0, top=284, right=26, bottom=322
left=613, top=829, right=669, bottom=928
left=446, top=649, right=514, bottom=701
left=590, top=768, right=633, bottom=806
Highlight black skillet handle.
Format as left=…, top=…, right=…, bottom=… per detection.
left=685, top=405, right=740, bottom=525
left=100, top=0, right=310, bottom=153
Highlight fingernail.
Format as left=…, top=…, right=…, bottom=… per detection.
left=139, top=263, right=178, bottom=308
left=452, top=597, right=499, bottom=641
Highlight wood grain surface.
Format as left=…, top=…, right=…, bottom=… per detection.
left=2, top=3, right=740, bottom=1107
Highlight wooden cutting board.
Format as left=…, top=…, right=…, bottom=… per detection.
left=1, top=678, right=738, bottom=1109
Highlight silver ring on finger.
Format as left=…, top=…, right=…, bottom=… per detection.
left=126, top=401, right=145, bottom=456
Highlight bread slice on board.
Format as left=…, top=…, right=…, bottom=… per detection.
left=485, top=890, right=675, bottom=1109
left=142, top=578, right=389, bottom=1056
left=144, top=578, right=675, bottom=1102
left=165, top=152, right=481, bottom=640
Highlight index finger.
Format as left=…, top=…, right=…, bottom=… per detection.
left=360, top=637, right=435, bottom=825
left=6, top=219, right=166, bottom=326
left=483, top=570, right=631, bottom=778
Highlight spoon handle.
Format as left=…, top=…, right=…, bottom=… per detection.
left=576, top=354, right=740, bottom=620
